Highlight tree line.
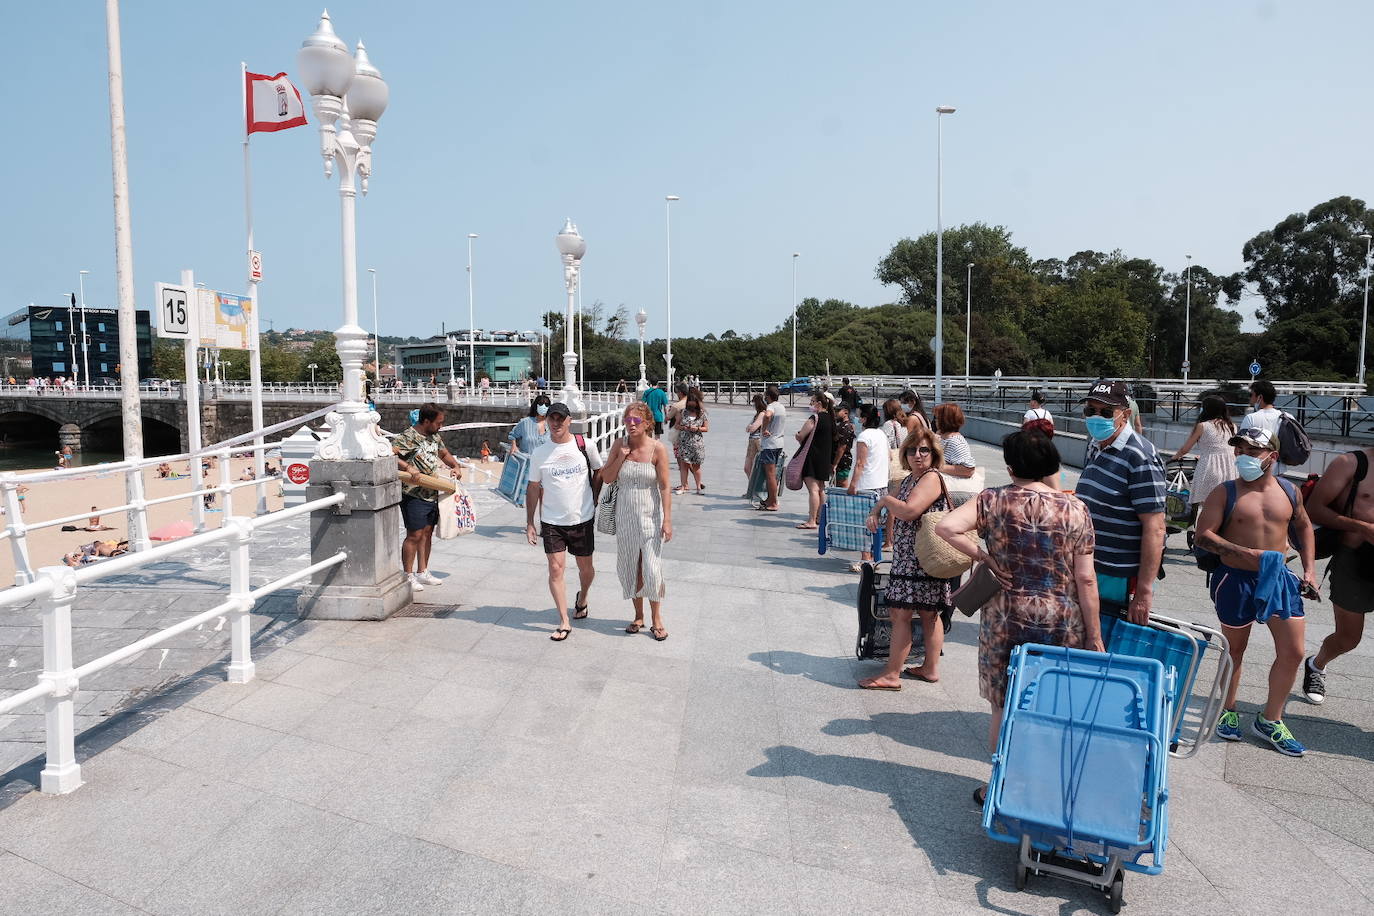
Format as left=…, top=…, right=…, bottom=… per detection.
left=155, top=195, right=1373, bottom=385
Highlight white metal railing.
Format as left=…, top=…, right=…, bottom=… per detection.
left=0, top=382, right=184, bottom=400
left=0, top=405, right=333, bottom=586
left=577, top=405, right=626, bottom=455
left=0, top=491, right=347, bottom=794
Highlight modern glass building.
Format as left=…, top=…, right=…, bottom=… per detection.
left=1, top=305, right=153, bottom=381
left=394, top=337, right=539, bottom=385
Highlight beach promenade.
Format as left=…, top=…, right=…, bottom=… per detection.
left=0, top=405, right=1370, bottom=915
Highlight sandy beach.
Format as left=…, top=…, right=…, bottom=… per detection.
left=0, top=456, right=285, bottom=586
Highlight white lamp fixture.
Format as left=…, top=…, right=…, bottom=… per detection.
left=297, top=10, right=391, bottom=460
left=635, top=308, right=649, bottom=394
left=664, top=195, right=680, bottom=386
left=933, top=104, right=956, bottom=403
left=1183, top=254, right=1193, bottom=382
left=555, top=218, right=587, bottom=415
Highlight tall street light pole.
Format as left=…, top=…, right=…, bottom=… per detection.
left=1358, top=233, right=1372, bottom=386
left=1183, top=254, right=1193, bottom=383
left=467, top=233, right=478, bottom=389
left=635, top=309, right=648, bottom=393
left=664, top=195, right=679, bottom=387
left=367, top=267, right=379, bottom=379
left=965, top=262, right=974, bottom=390
left=791, top=253, right=800, bottom=381
left=78, top=270, right=91, bottom=389
left=298, top=12, right=392, bottom=461
left=555, top=219, right=587, bottom=415
left=934, top=105, right=956, bottom=404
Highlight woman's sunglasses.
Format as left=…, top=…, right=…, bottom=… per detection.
left=904, top=446, right=933, bottom=456
left=624, top=417, right=646, bottom=426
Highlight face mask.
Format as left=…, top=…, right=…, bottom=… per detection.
left=536, top=405, right=549, bottom=416
left=1083, top=415, right=1118, bottom=441
left=811, top=405, right=820, bottom=414
left=1236, top=454, right=1268, bottom=481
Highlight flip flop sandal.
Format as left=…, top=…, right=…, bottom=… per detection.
left=572, top=591, right=589, bottom=619
left=901, top=668, right=939, bottom=683
left=859, top=681, right=902, bottom=691
left=651, top=627, right=669, bottom=641
left=550, top=628, right=572, bottom=642
left=625, top=622, right=644, bottom=634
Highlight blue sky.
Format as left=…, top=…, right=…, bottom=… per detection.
left=7, top=1, right=1372, bottom=343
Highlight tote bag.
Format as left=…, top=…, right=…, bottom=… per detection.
left=785, top=431, right=813, bottom=491
left=596, top=482, right=618, bottom=535
left=453, top=485, right=478, bottom=536
left=913, top=473, right=976, bottom=579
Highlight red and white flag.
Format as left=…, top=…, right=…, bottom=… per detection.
left=245, top=71, right=307, bottom=134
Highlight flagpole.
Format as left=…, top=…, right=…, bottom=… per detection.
left=243, top=62, right=267, bottom=513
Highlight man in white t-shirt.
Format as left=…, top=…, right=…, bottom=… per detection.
left=525, top=402, right=604, bottom=641
left=1022, top=391, right=1055, bottom=437
left=757, top=384, right=787, bottom=511
left=1240, top=379, right=1282, bottom=439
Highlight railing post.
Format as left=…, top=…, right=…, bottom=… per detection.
left=225, top=517, right=256, bottom=684
left=126, top=467, right=152, bottom=553
left=218, top=448, right=233, bottom=514
left=2, top=473, right=34, bottom=586
left=37, top=566, right=82, bottom=794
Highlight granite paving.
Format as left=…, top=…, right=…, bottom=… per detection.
left=0, top=405, right=1369, bottom=915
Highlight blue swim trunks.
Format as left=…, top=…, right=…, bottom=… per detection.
left=1209, top=553, right=1305, bottom=629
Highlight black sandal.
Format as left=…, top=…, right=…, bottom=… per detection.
left=972, top=785, right=987, bottom=807
left=550, top=628, right=572, bottom=642
left=625, top=622, right=644, bottom=634
left=572, top=591, right=589, bottom=619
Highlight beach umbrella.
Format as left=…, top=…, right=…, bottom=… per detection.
left=149, top=520, right=194, bottom=541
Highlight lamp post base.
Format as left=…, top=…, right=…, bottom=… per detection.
left=296, top=456, right=413, bottom=621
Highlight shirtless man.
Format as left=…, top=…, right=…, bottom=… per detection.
left=1195, top=427, right=1317, bottom=757
left=1301, top=446, right=1374, bottom=704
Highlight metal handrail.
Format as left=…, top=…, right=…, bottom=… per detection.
left=0, top=491, right=347, bottom=795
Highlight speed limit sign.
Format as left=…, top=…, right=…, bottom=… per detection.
left=154, top=282, right=191, bottom=338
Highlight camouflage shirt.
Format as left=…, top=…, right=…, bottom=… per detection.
left=393, top=427, right=446, bottom=501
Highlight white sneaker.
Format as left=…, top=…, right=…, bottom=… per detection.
left=417, top=570, right=441, bottom=586
left=408, top=573, right=425, bottom=592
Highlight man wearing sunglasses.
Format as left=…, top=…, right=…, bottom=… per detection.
left=1074, top=379, right=1166, bottom=625
left=525, top=402, right=603, bottom=641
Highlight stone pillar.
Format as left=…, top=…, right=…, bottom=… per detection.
left=296, top=455, right=412, bottom=620
left=58, top=424, right=82, bottom=455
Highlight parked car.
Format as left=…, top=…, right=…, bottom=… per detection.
left=778, top=376, right=813, bottom=394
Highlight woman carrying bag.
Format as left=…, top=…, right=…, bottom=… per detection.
left=599, top=402, right=674, bottom=640
left=857, top=427, right=960, bottom=689
left=793, top=392, right=835, bottom=530
left=933, top=430, right=1102, bottom=805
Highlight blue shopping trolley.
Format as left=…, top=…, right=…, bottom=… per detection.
left=983, top=644, right=1176, bottom=913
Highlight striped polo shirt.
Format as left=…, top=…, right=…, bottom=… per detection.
left=1076, top=425, right=1166, bottom=577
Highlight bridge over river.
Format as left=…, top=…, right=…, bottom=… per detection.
left=0, top=404, right=1368, bottom=915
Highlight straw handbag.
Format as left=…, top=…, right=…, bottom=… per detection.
left=913, top=472, right=976, bottom=579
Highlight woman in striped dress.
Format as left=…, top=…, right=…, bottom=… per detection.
left=600, top=401, right=675, bottom=640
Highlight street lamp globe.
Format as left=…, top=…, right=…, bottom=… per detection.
left=345, top=41, right=389, bottom=122
left=556, top=219, right=586, bottom=259
left=635, top=309, right=647, bottom=331
left=296, top=11, right=353, bottom=97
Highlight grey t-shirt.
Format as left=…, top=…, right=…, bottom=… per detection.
left=763, top=402, right=788, bottom=450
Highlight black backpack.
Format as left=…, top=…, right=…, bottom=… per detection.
left=1276, top=412, right=1312, bottom=466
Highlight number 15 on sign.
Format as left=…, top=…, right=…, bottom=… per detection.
left=154, top=282, right=191, bottom=338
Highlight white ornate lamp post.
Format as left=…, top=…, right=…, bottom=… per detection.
left=934, top=104, right=956, bottom=404
left=307, top=362, right=318, bottom=384
left=297, top=11, right=392, bottom=460
left=635, top=308, right=648, bottom=394
left=78, top=270, right=91, bottom=389
left=791, top=253, right=800, bottom=380
left=555, top=218, right=587, bottom=415
left=445, top=335, right=459, bottom=398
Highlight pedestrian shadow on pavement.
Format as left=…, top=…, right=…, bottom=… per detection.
left=822, top=711, right=987, bottom=762
left=750, top=650, right=857, bottom=687
left=757, top=554, right=846, bottom=572
left=747, top=745, right=1100, bottom=914
left=469, top=524, right=525, bottom=540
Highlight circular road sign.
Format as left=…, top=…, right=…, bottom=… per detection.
left=1249, top=361, right=1262, bottom=376
left=286, top=463, right=310, bottom=485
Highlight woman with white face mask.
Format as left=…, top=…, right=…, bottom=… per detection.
left=509, top=394, right=553, bottom=456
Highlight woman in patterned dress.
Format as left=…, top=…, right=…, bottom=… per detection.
left=857, top=427, right=959, bottom=689
left=673, top=391, right=709, bottom=493
left=934, top=430, right=1103, bottom=804
left=831, top=404, right=855, bottom=487
left=600, top=402, right=674, bottom=640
